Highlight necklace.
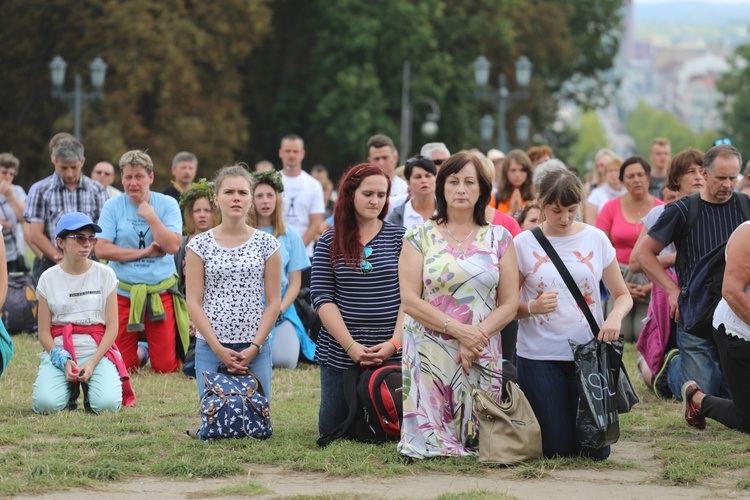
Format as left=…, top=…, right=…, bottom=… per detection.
left=626, top=197, right=651, bottom=222
left=445, top=224, right=476, bottom=247
left=63, top=266, right=90, bottom=303
left=219, top=225, right=250, bottom=264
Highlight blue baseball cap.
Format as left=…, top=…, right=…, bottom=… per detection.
left=55, top=212, right=102, bottom=238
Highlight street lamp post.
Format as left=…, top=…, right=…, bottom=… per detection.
left=473, top=55, right=532, bottom=152
left=399, top=61, right=441, bottom=161
left=49, top=55, right=108, bottom=140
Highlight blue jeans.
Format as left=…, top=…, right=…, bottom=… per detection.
left=517, top=356, right=610, bottom=460
left=318, top=364, right=348, bottom=436
left=667, top=325, right=726, bottom=400
left=194, top=338, right=272, bottom=402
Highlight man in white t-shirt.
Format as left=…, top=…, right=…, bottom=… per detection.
left=279, top=135, right=325, bottom=267
left=367, top=135, right=409, bottom=207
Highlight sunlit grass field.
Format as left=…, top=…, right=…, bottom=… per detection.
left=1, top=334, right=748, bottom=496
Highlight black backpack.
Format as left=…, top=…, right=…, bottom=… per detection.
left=678, top=193, right=750, bottom=339
left=1, top=273, right=39, bottom=335
left=294, top=287, right=322, bottom=343
left=317, top=361, right=402, bottom=446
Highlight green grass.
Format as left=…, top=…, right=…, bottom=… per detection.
left=1, top=335, right=749, bottom=496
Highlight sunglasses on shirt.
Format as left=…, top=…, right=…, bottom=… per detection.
left=360, top=246, right=373, bottom=274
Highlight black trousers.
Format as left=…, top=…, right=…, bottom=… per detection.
left=702, top=325, right=750, bottom=432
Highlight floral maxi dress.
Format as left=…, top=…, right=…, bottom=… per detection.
left=398, top=222, right=511, bottom=459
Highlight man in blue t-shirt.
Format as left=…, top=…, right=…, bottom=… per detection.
left=96, top=150, right=185, bottom=373
left=635, top=144, right=747, bottom=401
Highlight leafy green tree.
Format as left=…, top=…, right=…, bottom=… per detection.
left=567, top=110, right=608, bottom=174
left=718, top=43, right=750, bottom=159
left=0, top=0, right=272, bottom=188
left=626, top=101, right=712, bottom=157
left=0, top=0, right=626, bottom=188
left=243, top=0, right=626, bottom=178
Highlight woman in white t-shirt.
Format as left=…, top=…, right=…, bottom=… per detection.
left=186, top=165, right=281, bottom=411
left=32, top=212, right=130, bottom=414
left=514, top=169, right=632, bottom=460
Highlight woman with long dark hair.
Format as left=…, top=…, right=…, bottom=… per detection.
left=492, top=149, right=534, bottom=216
left=311, top=163, right=405, bottom=436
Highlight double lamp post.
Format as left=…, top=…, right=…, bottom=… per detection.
left=48, top=55, right=108, bottom=140
left=474, top=55, right=533, bottom=153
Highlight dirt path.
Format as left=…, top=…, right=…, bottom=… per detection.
left=16, top=442, right=750, bottom=499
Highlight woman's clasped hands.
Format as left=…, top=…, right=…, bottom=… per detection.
left=347, top=341, right=396, bottom=368
left=454, top=323, right=489, bottom=375
left=217, top=345, right=251, bottom=375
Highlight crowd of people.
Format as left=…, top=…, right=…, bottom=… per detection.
left=0, top=130, right=748, bottom=459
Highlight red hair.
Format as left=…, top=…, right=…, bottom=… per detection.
left=331, top=163, right=390, bottom=269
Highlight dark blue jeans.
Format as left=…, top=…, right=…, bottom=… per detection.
left=517, top=356, right=610, bottom=460
left=667, top=324, right=728, bottom=400
left=318, top=364, right=348, bottom=436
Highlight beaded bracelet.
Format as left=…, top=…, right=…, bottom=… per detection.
left=442, top=317, right=452, bottom=334
left=49, top=346, right=72, bottom=371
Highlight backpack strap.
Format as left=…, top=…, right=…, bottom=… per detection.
left=736, top=192, right=750, bottom=221
left=368, top=364, right=403, bottom=432
left=316, top=364, right=361, bottom=447
left=685, top=192, right=702, bottom=233
left=531, top=227, right=599, bottom=336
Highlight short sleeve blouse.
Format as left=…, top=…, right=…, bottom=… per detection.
left=187, top=228, right=280, bottom=344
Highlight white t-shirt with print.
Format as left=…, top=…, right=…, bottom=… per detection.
left=187, top=228, right=280, bottom=344
left=36, top=261, right=118, bottom=357
left=515, top=224, right=617, bottom=361
left=281, top=170, right=325, bottom=256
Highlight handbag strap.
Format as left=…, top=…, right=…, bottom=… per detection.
left=531, top=226, right=599, bottom=336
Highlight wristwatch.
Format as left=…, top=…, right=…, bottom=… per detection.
left=250, top=341, right=263, bottom=353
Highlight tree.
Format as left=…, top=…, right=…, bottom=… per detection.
left=718, top=42, right=750, bottom=160
left=0, top=0, right=626, bottom=188
left=626, top=101, right=712, bottom=157
left=566, top=110, right=608, bottom=174
left=242, top=0, right=627, bottom=179
left=0, top=0, right=272, bottom=188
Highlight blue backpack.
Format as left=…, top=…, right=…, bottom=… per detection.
left=678, top=193, right=750, bottom=339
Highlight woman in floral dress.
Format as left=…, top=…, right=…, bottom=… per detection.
left=398, top=153, right=519, bottom=459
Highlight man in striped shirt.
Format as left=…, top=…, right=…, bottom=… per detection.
left=23, top=138, right=108, bottom=277
left=635, top=144, right=747, bottom=401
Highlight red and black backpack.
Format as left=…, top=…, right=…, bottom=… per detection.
left=317, top=361, right=402, bottom=446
